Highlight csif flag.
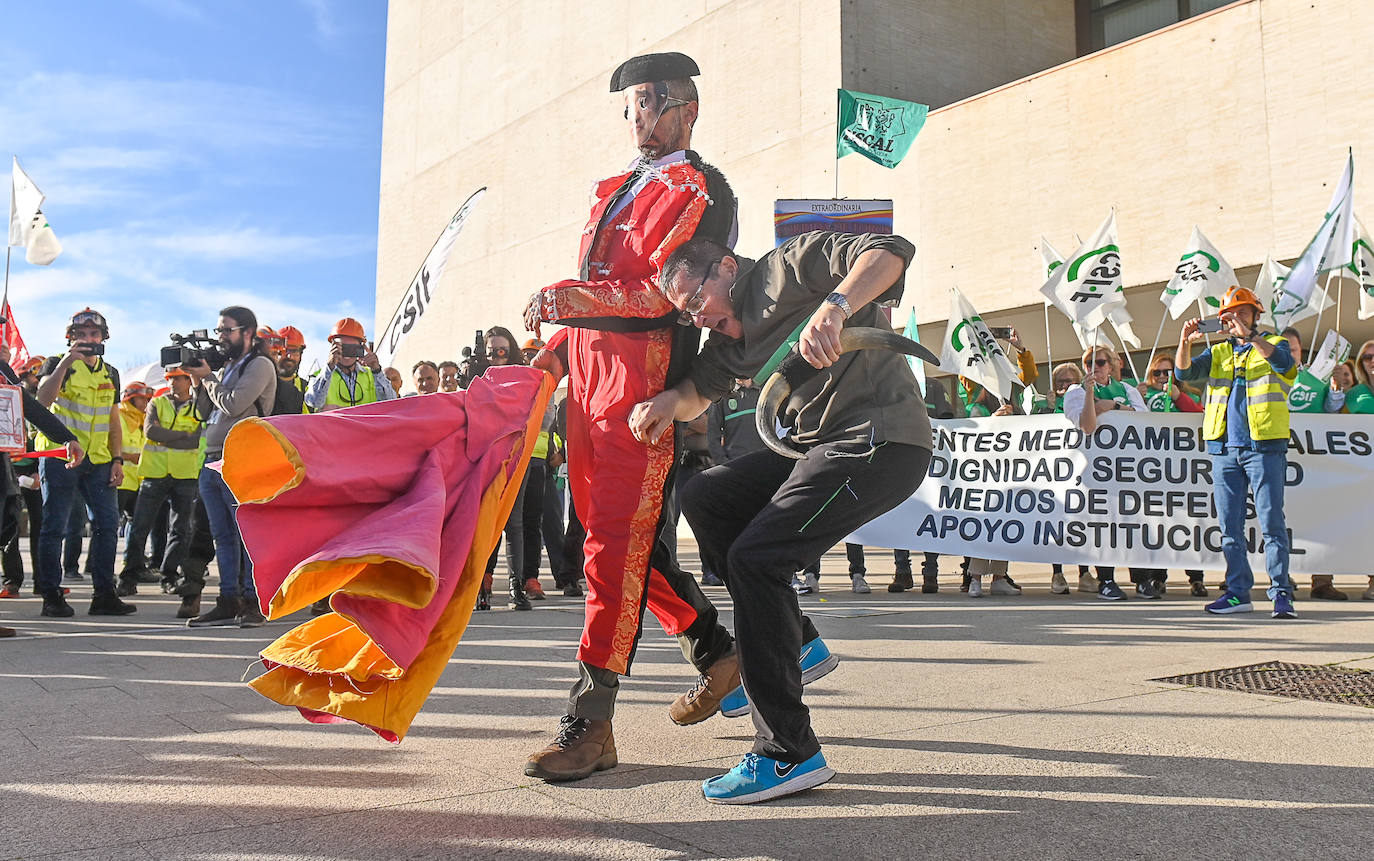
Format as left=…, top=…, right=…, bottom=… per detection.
left=940, top=287, right=1022, bottom=402
left=1160, top=226, right=1236, bottom=319
left=9, top=157, right=43, bottom=249
left=1253, top=255, right=1333, bottom=331
left=1039, top=211, right=1140, bottom=346
left=375, top=187, right=487, bottom=366
left=1039, top=236, right=1095, bottom=349
left=1350, top=215, right=1374, bottom=321
left=836, top=89, right=927, bottom=169
left=1276, top=150, right=1354, bottom=321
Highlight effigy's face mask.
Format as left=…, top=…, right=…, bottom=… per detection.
left=623, top=82, right=690, bottom=150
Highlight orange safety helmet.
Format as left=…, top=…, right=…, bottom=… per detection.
left=121, top=381, right=152, bottom=403
left=1219, top=286, right=1264, bottom=314
left=329, top=317, right=367, bottom=343
left=164, top=366, right=193, bottom=380
left=20, top=356, right=45, bottom=374
left=522, top=338, right=545, bottom=351
left=257, top=326, right=286, bottom=357
left=278, top=325, right=307, bottom=350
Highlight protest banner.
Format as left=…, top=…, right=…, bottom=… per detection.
left=375, top=187, right=486, bottom=366
left=847, top=412, right=1372, bottom=576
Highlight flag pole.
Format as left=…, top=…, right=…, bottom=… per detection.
left=1311, top=269, right=1336, bottom=344
left=1148, top=309, right=1168, bottom=366
left=1042, top=302, right=1053, bottom=373
left=1108, top=321, right=1142, bottom=383
left=1197, top=299, right=1212, bottom=347
left=2, top=245, right=9, bottom=311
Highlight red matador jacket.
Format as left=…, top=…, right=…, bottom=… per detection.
left=222, top=366, right=553, bottom=742
left=534, top=152, right=736, bottom=675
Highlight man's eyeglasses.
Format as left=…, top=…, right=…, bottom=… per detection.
left=677, top=262, right=716, bottom=326
left=214, top=325, right=245, bottom=335
left=623, top=83, right=693, bottom=120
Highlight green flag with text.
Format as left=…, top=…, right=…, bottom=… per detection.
left=836, top=89, right=927, bottom=169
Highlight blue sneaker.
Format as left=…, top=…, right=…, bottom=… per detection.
left=702, top=750, right=835, bottom=804
left=1205, top=593, right=1253, bottom=614
left=1272, top=591, right=1297, bottom=619
left=720, top=636, right=839, bottom=718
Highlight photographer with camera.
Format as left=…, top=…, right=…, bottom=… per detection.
left=182, top=306, right=278, bottom=628
left=32, top=308, right=132, bottom=618
left=304, top=318, right=396, bottom=412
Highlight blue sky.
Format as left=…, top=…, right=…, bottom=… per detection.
left=2, top=0, right=387, bottom=377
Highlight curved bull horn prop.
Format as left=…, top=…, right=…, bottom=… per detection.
left=756, top=327, right=940, bottom=460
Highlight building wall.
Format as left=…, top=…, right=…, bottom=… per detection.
left=841, top=0, right=1077, bottom=109
left=377, top=0, right=1374, bottom=376
left=841, top=0, right=1373, bottom=362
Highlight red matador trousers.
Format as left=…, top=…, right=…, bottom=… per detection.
left=564, top=327, right=731, bottom=713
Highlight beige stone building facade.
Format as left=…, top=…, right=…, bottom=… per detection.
left=376, top=0, right=1374, bottom=378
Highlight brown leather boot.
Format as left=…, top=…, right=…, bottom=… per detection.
left=1310, top=575, right=1348, bottom=600
left=669, top=650, right=741, bottom=726
left=524, top=717, right=617, bottom=782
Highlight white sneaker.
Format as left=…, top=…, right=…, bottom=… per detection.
left=1077, top=573, right=1097, bottom=593
left=990, top=578, right=1021, bottom=596
left=1051, top=571, right=1069, bottom=594
left=968, top=577, right=983, bottom=598
left=851, top=575, right=871, bottom=594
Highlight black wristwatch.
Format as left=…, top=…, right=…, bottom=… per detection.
left=111, top=456, right=124, bottom=464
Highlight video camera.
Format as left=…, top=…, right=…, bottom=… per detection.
left=458, top=329, right=487, bottom=388
left=161, top=330, right=227, bottom=371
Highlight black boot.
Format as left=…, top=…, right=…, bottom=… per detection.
left=40, top=590, right=75, bottom=618
left=887, top=569, right=913, bottom=593
left=508, top=577, right=531, bottom=611
left=176, top=594, right=202, bottom=619
left=188, top=595, right=241, bottom=627
left=115, top=577, right=138, bottom=597
left=89, top=591, right=137, bottom=616
left=921, top=554, right=940, bottom=593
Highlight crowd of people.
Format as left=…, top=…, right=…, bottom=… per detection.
left=3, top=47, right=1371, bottom=808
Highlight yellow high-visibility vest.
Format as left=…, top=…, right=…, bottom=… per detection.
left=1201, top=336, right=1298, bottom=442
left=118, top=404, right=145, bottom=490
left=140, top=396, right=205, bottom=480
left=325, top=366, right=378, bottom=408
left=36, top=360, right=116, bottom=464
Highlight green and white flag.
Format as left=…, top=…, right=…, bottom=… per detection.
left=836, top=89, right=927, bottom=169
left=1351, top=215, right=1374, bottom=321
left=1161, top=226, right=1236, bottom=319
left=1038, top=211, right=1140, bottom=346
left=940, top=287, right=1021, bottom=402
left=1040, top=236, right=1094, bottom=349
left=902, top=305, right=927, bottom=392
left=1255, top=255, right=1333, bottom=331
left=1277, top=151, right=1354, bottom=321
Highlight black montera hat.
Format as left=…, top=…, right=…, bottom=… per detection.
left=608, top=51, right=700, bottom=92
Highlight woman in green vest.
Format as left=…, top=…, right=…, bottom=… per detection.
left=1139, top=353, right=1202, bottom=414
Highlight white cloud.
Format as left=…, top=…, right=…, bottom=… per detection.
left=299, top=0, right=341, bottom=42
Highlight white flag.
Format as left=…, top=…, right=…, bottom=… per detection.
left=1161, top=226, right=1238, bottom=319
left=940, top=287, right=1022, bottom=402
left=1040, top=211, right=1139, bottom=347
left=24, top=208, right=61, bottom=265
left=1352, top=216, right=1374, bottom=321
left=9, top=157, right=44, bottom=249
left=1040, top=237, right=1095, bottom=350
left=1305, top=330, right=1351, bottom=382
left=1254, top=255, right=1333, bottom=331
left=375, top=187, right=487, bottom=365
left=1040, top=211, right=1122, bottom=331
left=1277, top=151, right=1355, bottom=321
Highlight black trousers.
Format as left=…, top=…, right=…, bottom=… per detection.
left=123, top=477, right=198, bottom=581
left=175, top=495, right=216, bottom=596
left=484, top=474, right=525, bottom=591
left=682, top=441, right=931, bottom=763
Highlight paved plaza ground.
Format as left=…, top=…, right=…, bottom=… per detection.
left=2, top=545, right=1372, bottom=860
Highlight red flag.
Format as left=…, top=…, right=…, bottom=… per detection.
left=0, top=302, right=28, bottom=368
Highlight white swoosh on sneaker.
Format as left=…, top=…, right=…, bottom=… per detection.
left=798, top=646, right=813, bottom=667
